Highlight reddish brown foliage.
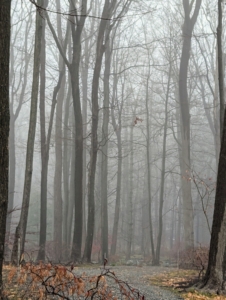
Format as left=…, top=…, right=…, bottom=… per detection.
left=5, top=262, right=145, bottom=299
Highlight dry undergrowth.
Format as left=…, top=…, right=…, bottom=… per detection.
left=144, top=269, right=226, bottom=300
left=2, top=263, right=145, bottom=299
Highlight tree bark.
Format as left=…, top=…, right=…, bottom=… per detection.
left=200, top=108, right=226, bottom=292
left=217, top=0, right=225, bottom=136
left=0, top=0, right=10, bottom=295
left=37, top=19, right=47, bottom=261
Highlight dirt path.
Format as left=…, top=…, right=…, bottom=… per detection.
left=74, top=265, right=184, bottom=299
left=3, top=264, right=185, bottom=299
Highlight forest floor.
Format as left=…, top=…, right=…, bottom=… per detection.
left=2, top=264, right=226, bottom=299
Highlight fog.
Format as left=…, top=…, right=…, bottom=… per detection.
left=7, top=0, right=220, bottom=265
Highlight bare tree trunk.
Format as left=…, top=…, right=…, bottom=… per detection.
left=83, top=0, right=116, bottom=262
left=11, top=0, right=43, bottom=264
left=7, top=114, right=15, bottom=239
left=0, top=0, right=11, bottom=294
left=100, top=22, right=111, bottom=261
left=200, top=108, right=226, bottom=292
left=45, top=0, right=88, bottom=261
left=199, top=1, right=226, bottom=291
left=37, top=57, right=65, bottom=261
left=121, top=129, right=129, bottom=253
left=178, top=0, right=201, bottom=250
left=7, top=16, right=31, bottom=248
left=217, top=0, right=225, bottom=136
left=63, top=81, right=71, bottom=254
left=126, top=124, right=134, bottom=260
left=153, top=63, right=171, bottom=265
left=63, top=29, right=72, bottom=252
left=110, top=76, right=123, bottom=256
left=53, top=67, right=65, bottom=261
left=145, top=75, right=155, bottom=262
left=37, top=18, right=47, bottom=261
left=67, top=115, right=75, bottom=247
left=81, top=37, right=89, bottom=249
left=69, top=4, right=86, bottom=262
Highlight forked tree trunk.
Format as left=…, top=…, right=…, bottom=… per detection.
left=0, top=0, right=11, bottom=295
left=37, top=61, right=65, bottom=261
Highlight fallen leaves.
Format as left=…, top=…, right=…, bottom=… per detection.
left=144, top=269, right=226, bottom=300
left=144, top=269, right=198, bottom=289
left=2, top=263, right=146, bottom=299
left=184, top=291, right=226, bottom=300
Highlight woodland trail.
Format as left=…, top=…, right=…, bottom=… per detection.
left=74, top=265, right=184, bottom=299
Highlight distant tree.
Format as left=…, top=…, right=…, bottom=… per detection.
left=37, top=0, right=68, bottom=261
left=0, top=0, right=11, bottom=295
left=11, top=0, right=44, bottom=265
left=45, top=0, right=88, bottom=261
left=83, top=0, right=112, bottom=263
left=6, top=9, right=33, bottom=249
left=110, top=67, right=124, bottom=257
left=178, top=0, right=202, bottom=250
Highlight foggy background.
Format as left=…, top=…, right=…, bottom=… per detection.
left=7, top=0, right=220, bottom=264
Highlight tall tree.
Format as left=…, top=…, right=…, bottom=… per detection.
left=153, top=63, right=171, bottom=265
left=199, top=108, right=226, bottom=292
left=198, top=0, right=226, bottom=292
left=110, top=68, right=123, bottom=256
left=45, top=0, right=88, bottom=261
left=83, top=0, right=117, bottom=263
left=126, top=120, right=134, bottom=260
left=217, top=0, right=224, bottom=136
left=0, top=0, right=11, bottom=294
left=178, top=0, right=202, bottom=250
left=100, top=21, right=111, bottom=261
left=53, top=0, right=67, bottom=262
left=11, top=0, right=44, bottom=264
left=83, top=0, right=132, bottom=263
left=37, top=3, right=69, bottom=260
left=6, top=13, right=32, bottom=246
